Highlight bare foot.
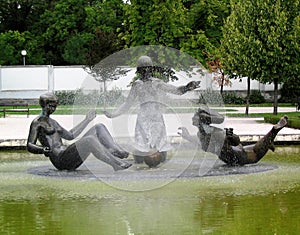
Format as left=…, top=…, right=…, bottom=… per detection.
left=113, top=162, right=132, bottom=171
left=110, top=149, right=129, bottom=159
left=274, top=115, right=288, bottom=130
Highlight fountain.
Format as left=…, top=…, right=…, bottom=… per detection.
left=0, top=146, right=299, bottom=234
left=1, top=45, right=299, bottom=233
left=23, top=46, right=290, bottom=192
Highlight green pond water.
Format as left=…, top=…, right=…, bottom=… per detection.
left=0, top=146, right=299, bottom=235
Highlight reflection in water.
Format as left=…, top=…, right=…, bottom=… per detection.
left=0, top=147, right=299, bottom=234
left=194, top=189, right=300, bottom=234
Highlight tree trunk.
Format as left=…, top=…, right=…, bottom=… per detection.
left=245, top=77, right=250, bottom=116
left=273, top=77, right=278, bottom=115
left=102, top=80, right=107, bottom=109
left=220, top=72, right=224, bottom=94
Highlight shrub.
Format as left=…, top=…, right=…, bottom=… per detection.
left=55, top=90, right=76, bottom=105
left=55, top=88, right=125, bottom=106
left=98, top=87, right=125, bottom=106
left=222, top=92, right=245, bottom=105
left=198, top=91, right=245, bottom=105
left=264, top=115, right=300, bottom=129
left=198, top=90, right=224, bottom=105
left=249, top=90, right=265, bottom=104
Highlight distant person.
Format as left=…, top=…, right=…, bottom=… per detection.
left=178, top=107, right=288, bottom=166
left=104, top=55, right=200, bottom=165
left=297, top=96, right=300, bottom=111
left=27, top=92, right=131, bottom=171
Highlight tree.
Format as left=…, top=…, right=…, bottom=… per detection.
left=0, top=30, right=45, bottom=65
left=0, top=0, right=51, bottom=33
left=80, top=0, right=125, bottom=65
left=180, top=0, right=231, bottom=66
left=207, top=58, right=231, bottom=94
left=185, top=0, right=231, bottom=47
left=221, top=0, right=300, bottom=115
left=279, top=77, right=300, bottom=104
left=0, top=0, right=55, bottom=65
left=0, top=0, right=125, bottom=65
left=36, top=0, right=88, bottom=65
left=120, top=0, right=189, bottom=49
left=38, top=0, right=124, bottom=65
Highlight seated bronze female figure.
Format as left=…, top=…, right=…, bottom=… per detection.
left=179, top=106, right=288, bottom=166
left=27, top=92, right=131, bottom=171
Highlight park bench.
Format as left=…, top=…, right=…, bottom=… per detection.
left=0, top=99, right=30, bottom=118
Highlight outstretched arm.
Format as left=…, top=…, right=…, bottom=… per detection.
left=104, top=82, right=138, bottom=118
left=158, top=80, right=200, bottom=95
left=62, top=110, right=97, bottom=139
left=178, top=127, right=201, bottom=146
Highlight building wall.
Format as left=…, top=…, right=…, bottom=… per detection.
left=0, top=65, right=278, bottom=100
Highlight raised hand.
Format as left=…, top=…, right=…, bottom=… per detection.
left=185, top=81, right=201, bottom=91
left=178, top=127, right=191, bottom=139
left=103, top=110, right=113, bottom=118
left=85, top=109, right=97, bottom=121
left=43, top=147, right=51, bottom=154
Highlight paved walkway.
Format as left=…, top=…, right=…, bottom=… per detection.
left=0, top=107, right=299, bottom=147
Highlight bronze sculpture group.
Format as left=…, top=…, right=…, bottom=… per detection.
left=27, top=56, right=289, bottom=171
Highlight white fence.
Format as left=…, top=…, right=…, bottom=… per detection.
left=0, top=65, right=277, bottom=99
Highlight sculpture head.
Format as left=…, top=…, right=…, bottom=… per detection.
left=192, top=107, right=225, bottom=127
left=136, top=56, right=153, bottom=80
left=137, top=56, right=153, bottom=68
left=39, top=92, right=58, bottom=115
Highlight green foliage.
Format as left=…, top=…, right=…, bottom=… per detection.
left=0, top=0, right=234, bottom=68
left=0, top=30, right=45, bottom=65
left=80, top=0, right=124, bottom=65
left=55, top=88, right=124, bottom=106
left=37, top=0, right=89, bottom=64
left=0, top=0, right=125, bottom=65
left=0, top=0, right=48, bottom=33
left=55, top=90, right=77, bottom=105
left=84, top=0, right=124, bottom=33
left=185, top=0, right=231, bottom=47
left=181, top=0, right=231, bottom=66
left=221, top=0, right=300, bottom=114
left=0, top=0, right=233, bottom=66
left=98, top=87, right=125, bottom=106
left=264, top=115, right=300, bottom=130
left=218, top=90, right=266, bottom=105
left=198, top=90, right=225, bottom=105
left=222, top=92, right=245, bottom=105
left=198, top=90, right=252, bottom=105
left=221, top=0, right=300, bottom=83
left=121, top=0, right=189, bottom=49
left=279, top=77, right=300, bottom=104
left=84, top=29, right=121, bottom=67
left=63, top=33, right=94, bottom=65
left=180, top=30, right=216, bottom=66
left=249, top=90, right=265, bottom=104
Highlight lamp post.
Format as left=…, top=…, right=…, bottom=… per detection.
left=21, top=50, right=27, bottom=66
